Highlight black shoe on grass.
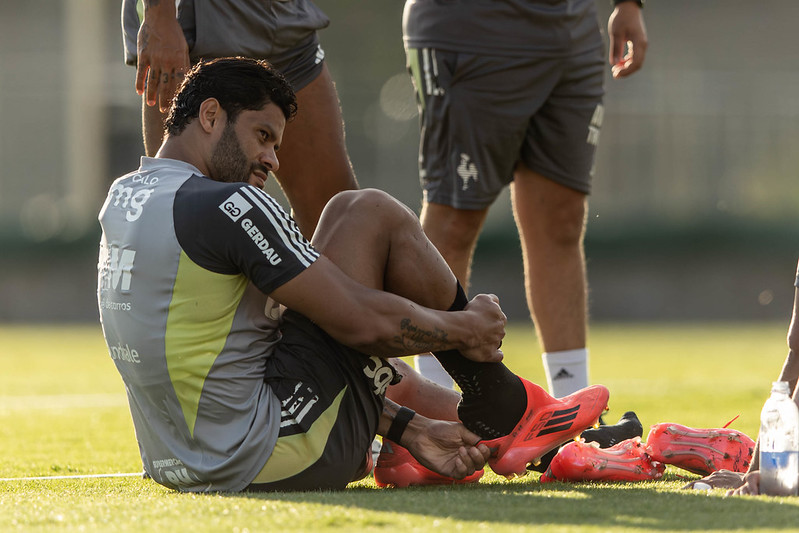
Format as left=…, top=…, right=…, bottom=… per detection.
left=529, top=411, right=643, bottom=473
left=580, top=411, right=643, bottom=449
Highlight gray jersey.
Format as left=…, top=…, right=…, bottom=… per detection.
left=97, top=157, right=319, bottom=492
left=403, top=0, right=603, bottom=58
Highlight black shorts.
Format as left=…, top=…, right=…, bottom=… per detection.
left=247, top=311, right=397, bottom=491
left=406, top=46, right=605, bottom=208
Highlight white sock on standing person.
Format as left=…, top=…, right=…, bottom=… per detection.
left=543, top=348, right=589, bottom=398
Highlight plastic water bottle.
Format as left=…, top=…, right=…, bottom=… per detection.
left=759, top=381, right=799, bottom=496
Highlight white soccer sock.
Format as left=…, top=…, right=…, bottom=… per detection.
left=414, top=353, right=454, bottom=389
left=542, top=348, right=589, bottom=398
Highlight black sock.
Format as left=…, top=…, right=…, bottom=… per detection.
left=432, top=282, right=527, bottom=439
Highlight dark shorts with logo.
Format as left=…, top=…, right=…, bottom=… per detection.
left=122, top=0, right=329, bottom=91
left=406, top=47, right=605, bottom=209
left=247, top=310, right=396, bottom=491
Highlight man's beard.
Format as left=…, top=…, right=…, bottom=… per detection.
left=209, top=122, right=251, bottom=183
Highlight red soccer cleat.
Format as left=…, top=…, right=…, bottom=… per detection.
left=373, top=439, right=484, bottom=488
left=645, top=423, right=755, bottom=475
left=540, top=437, right=665, bottom=483
left=481, top=378, right=610, bottom=478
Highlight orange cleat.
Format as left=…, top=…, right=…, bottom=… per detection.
left=540, top=437, right=665, bottom=483
left=481, top=378, right=610, bottom=478
left=645, top=423, right=755, bottom=475
left=373, top=440, right=484, bottom=488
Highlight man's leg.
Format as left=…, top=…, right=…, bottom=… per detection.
left=387, top=357, right=460, bottom=421
left=312, top=189, right=525, bottom=437
left=273, top=64, right=358, bottom=239
left=313, top=189, right=609, bottom=478
left=142, top=101, right=167, bottom=157
left=414, top=202, right=490, bottom=388
left=511, top=163, right=590, bottom=398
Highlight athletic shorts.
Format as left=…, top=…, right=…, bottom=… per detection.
left=406, top=46, right=605, bottom=209
left=122, top=0, right=329, bottom=91
left=246, top=310, right=398, bottom=491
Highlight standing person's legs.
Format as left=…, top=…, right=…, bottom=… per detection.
left=512, top=168, right=589, bottom=398
left=416, top=203, right=489, bottom=388
left=404, top=48, right=554, bottom=390
left=515, top=43, right=604, bottom=398
left=273, top=63, right=358, bottom=239
left=142, top=104, right=167, bottom=157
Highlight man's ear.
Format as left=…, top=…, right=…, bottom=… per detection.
left=198, top=98, right=224, bottom=133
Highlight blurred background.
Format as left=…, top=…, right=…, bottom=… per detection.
left=1, top=0, right=798, bottom=324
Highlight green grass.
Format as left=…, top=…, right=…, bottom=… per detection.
left=2, top=322, right=799, bottom=532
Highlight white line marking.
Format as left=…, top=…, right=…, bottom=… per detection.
left=0, top=472, right=143, bottom=482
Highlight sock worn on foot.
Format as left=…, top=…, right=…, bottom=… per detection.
left=431, top=283, right=526, bottom=439
left=543, top=348, right=589, bottom=398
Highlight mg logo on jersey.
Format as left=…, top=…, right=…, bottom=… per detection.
left=219, top=191, right=253, bottom=222
left=109, top=182, right=154, bottom=222
left=99, top=244, right=136, bottom=292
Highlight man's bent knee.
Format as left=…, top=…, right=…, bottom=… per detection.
left=325, top=189, right=415, bottom=223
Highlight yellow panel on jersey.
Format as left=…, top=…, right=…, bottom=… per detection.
left=165, top=250, right=248, bottom=437
left=250, top=387, right=346, bottom=484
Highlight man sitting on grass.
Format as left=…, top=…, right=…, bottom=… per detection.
left=96, top=57, right=608, bottom=492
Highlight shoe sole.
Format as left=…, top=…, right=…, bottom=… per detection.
left=544, top=438, right=665, bottom=482
left=646, top=423, right=755, bottom=475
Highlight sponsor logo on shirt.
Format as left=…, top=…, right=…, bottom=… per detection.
left=99, top=244, right=136, bottom=293
left=109, top=341, right=141, bottom=364
left=219, top=191, right=253, bottom=222
left=219, top=191, right=283, bottom=265
left=109, top=176, right=155, bottom=222
left=240, top=218, right=282, bottom=265
left=151, top=457, right=203, bottom=488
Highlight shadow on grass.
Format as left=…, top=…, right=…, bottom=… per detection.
left=225, top=479, right=799, bottom=530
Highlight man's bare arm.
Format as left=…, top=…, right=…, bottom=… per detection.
left=270, top=256, right=506, bottom=361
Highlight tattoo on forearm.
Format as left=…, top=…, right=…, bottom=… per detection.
left=395, top=318, right=448, bottom=351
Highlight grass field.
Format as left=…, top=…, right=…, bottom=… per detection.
left=2, top=321, right=799, bottom=532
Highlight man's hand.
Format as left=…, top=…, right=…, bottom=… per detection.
left=608, top=2, right=648, bottom=79
left=460, top=294, right=506, bottom=363
left=727, top=471, right=761, bottom=496
left=404, top=419, right=490, bottom=480
left=681, top=469, right=747, bottom=491
left=135, top=5, right=190, bottom=112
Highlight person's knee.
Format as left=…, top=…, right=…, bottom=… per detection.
left=329, top=188, right=416, bottom=226
left=421, top=204, right=486, bottom=253
left=533, top=195, right=587, bottom=247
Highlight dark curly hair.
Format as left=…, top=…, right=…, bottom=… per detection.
left=165, top=57, right=298, bottom=136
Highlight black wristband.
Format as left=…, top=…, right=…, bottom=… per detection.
left=386, top=406, right=416, bottom=444
left=613, top=0, right=643, bottom=7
